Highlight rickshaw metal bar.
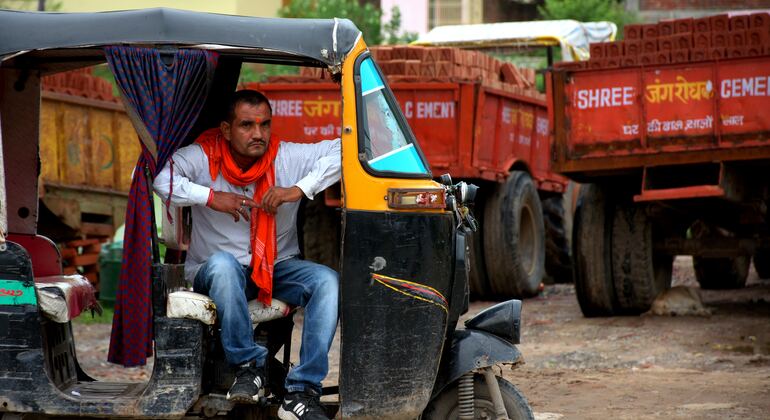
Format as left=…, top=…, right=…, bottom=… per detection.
left=482, top=367, right=510, bottom=420
left=0, top=115, right=6, bottom=250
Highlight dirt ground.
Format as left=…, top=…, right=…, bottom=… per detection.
left=73, top=256, right=770, bottom=419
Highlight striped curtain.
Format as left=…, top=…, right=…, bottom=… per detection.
left=105, top=46, right=218, bottom=366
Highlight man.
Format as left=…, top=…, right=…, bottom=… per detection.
left=154, top=89, right=339, bottom=420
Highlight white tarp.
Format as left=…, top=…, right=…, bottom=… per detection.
left=414, top=20, right=617, bottom=62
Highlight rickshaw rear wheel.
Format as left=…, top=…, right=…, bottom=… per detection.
left=422, top=373, right=534, bottom=420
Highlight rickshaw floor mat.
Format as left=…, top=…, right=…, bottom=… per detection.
left=60, top=380, right=147, bottom=399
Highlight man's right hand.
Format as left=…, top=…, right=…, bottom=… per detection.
left=207, top=191, right=260, bottom=222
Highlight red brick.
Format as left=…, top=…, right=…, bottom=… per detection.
left=729, top=31, right=747, bottom=47
left=589, top=43, right=605, bottom=59
left=423, top=48, right=439, bottom=62
left=711, top=32, right=729, bottom=48
left=500, top=62, right=518, bottom=84
left=747, top=29, right=767, bottom=46
left=643, top=39, right=658, bottom=53
left=391, top=46, right=409, bottom=60
left=658, top=37, right=675, bottom=50
left=406, top=46, right=426, bottom=61
left=747, top=46, right=763, bottom=57
left=693, top=17, right=711, bottom=33
left=435, top=61, right=452, bottom=78
left=671, top=49, right=689, bottom=63
left=606, top=42, right=623, bottom=57
left=589, top=60, right=604, bottom=69
left=437, top=47, right=461, bottom=64
left=691, top=49, right=709, bottom=61
left=710, top=14, right=729, bottom=33
left=694, top=32, right=711, bottom=48
left=727, top=47, right=745, bottom=58
left=621, top=56, right=638, bottom=67
left=625, top=41, right=643, bottom=56
left=604, top=58, right=621, bottom=68
left=640, top=53, right=656, bottom=66
left=419, top=63, right=436, bottom=77
left=658, top=20, right=676, bottom=37
left=624, top=24, right=643, bottom=40
left=656, top=51, right=671, bottom=64
left=673, top=34, right=692, bottom=50
left=710, top=48, right=727, bottom=60
left=674, top=18, right=693, bottom=34
left=642, top=23, right=659, bottom=39
left=730, top=15, right=750, bottom=32
left=750, top=12, right=770, bottom=30
left=405, top=60, right=420, bottom=76
left=387, top=60, right=407, bottom=75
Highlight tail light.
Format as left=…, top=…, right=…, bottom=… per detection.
left=387, top=188, right=446, bottom=209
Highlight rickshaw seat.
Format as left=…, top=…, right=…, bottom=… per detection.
left=6, top=233, right=100, bottom=322
left=166, top=290, right=292, bottom=326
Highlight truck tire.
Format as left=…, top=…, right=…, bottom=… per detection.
left=573, top=184, right=617, bottom=317
left=693, top=256, right=750, bottom=289
left=611, top=202, right=673, bottom=314
left=483, top=171, right=545, bottom=298
left=542, top=181, right=577, bottom=283
left=754, top=247, right=770, bottom=279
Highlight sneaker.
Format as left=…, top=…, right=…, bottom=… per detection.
left=226, top=362, right=265, bottom=403
left=278, top=390, right=329, bottom=420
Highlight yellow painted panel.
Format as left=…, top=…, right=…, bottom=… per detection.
left=115, top=116, right=141, bottom=192
left=87, top=108, right=118, bottom=189
left=39, top=99, right=61, bottom=184
left=341, top=39, right=445, bottom=212
left=59, top=104, right=88, bottom=186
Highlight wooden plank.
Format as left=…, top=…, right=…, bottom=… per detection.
left=40, top=99, right=61, bottom=184
left=60, top=104, right=88, bottom=185
left=83, top=271, right=99, bottom=286
left=84, top=243, right=102, bottom=254
left=59, top=247, right=77, bottom=259
left=115, top=115, right=140, bottom=193
left=62, top=266, right=78, bottom=275
left=80, top=222, right=113, bottom=237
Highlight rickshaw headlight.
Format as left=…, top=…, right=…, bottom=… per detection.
left=387, top=188, right=446, bottom=210
left=464, top=299, right=522, bottom=345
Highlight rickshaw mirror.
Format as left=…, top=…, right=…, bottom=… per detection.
left=464, top=299, right=522, bottom=344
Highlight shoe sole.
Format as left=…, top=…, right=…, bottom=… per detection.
left=226, top=393, right=261, bottom=404
left=277, top=406, right=300, bottom=420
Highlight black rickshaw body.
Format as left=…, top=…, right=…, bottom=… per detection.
left=0, top=8, right=526, bottom=419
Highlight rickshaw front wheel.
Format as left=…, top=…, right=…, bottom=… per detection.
left=422, top=373, right=534, bottom=420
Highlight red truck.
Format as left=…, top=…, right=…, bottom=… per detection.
left=549, top=12, right=770, bottom=316
left=250, top=45, right=572, bottom=299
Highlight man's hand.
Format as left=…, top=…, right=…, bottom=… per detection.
left=261, top=186, right=304, bottom=214
left=207, top=191, right=260, bottom=222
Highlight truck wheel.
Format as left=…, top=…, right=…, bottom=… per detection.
left=693, top=256, right=750, bottom=289
left=542, top=181, right=577, bottom=283
left=423, top=374, right=534, bottom=420
left=483, top=171, right=545, bottom=298
left=611, top=202, right=673, bottom=314
left=573, top=184, right=617, bottom=317
left=754, top=247, right=770, bottom=279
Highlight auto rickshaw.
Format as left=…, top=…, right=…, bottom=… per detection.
left=0, top=8, right=533, bottom=419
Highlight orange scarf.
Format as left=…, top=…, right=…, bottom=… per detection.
left=195, top=127, right=279, bottom=305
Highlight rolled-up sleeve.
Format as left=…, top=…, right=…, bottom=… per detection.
left=283, top=139, right=341, bottom=200
left=153, top=144, right=211, bottom=206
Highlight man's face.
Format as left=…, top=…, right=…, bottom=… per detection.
left=221, top=101, right=272, bottom=161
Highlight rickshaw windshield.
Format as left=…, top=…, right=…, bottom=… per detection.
left=356, top=56, right=430, bottom=176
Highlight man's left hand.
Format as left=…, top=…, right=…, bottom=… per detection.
left=261, top=186, right=304, bottom=214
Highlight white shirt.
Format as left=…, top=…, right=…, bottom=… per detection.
left=154, top=139, right=341, bottom=281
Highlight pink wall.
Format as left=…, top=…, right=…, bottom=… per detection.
left=382, top=0, right=428, bottom=36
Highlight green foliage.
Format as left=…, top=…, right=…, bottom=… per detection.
left=279, top=0, right=383, bottom=45
left=0, top=0, right=62, bottom=11
left=383, top=6, right=418, bottom=45
left=74, top=305, right=114, bottom=325
left=539, top=0, right=637, bottom=36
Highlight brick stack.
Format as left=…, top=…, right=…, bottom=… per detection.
left=564, top=12, right=770, bottom=70
left=42, top=67, right=118, bottom=103
left=283, top=46, right=542, bottom=100
left=60, top=238, right=105, bottom=290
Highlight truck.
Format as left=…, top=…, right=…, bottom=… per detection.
left=549, top=11, right=770, bottom=316
left=253, top=20, right=616, bottom=298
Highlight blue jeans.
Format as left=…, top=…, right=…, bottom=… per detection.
left=193, top=251, right=339, bottom=394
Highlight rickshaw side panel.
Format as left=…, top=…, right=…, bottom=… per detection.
left=1, top=69, right=40, bottom=235
left=340, top=210, right=455, bottom=419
